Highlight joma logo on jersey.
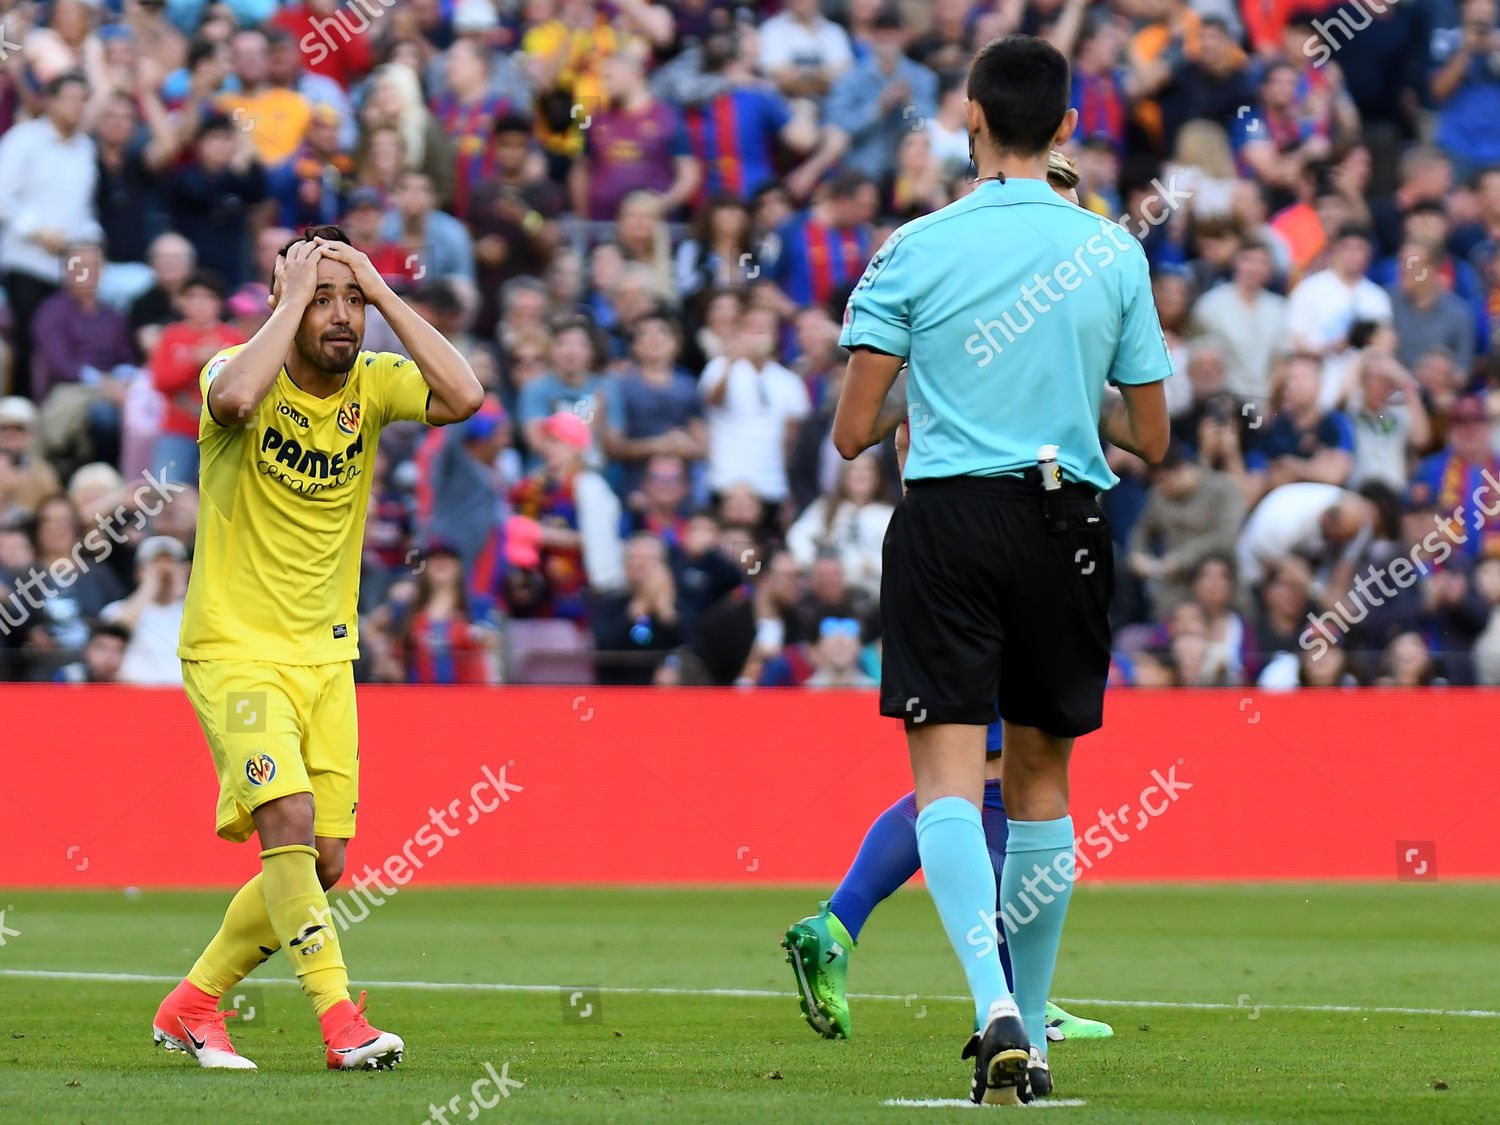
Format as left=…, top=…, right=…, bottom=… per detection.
left=277, top=402, right=310, bottom=428
left=337, top=400, right=361, bottom=436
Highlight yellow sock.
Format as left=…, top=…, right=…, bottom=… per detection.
left=186, top=874, right=282, bottom=998
left=259, top=844, right=350, bottom=1017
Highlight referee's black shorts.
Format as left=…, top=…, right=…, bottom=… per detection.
left=879, top=474, right=1114, bottom=737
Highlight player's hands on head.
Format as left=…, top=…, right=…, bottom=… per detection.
left=272, top=239, right=324, bottom=312
left=313, top=237, right=389, bottom=305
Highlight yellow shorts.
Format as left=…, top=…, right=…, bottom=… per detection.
left=182, top=659, right=360, bottom=844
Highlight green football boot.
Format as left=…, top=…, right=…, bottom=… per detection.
left=1045, top=1001, right=1113, bottom=1041
left=781, top=901, right=854, bottom=1039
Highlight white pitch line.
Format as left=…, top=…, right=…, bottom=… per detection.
left=1, top=970, right=1496, bottom=1019
left=883, top=1099, right=1089, bottom=1108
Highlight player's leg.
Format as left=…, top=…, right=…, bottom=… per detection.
left=304, top=660, right=404, bottom=1071
left=154, top=660, right=308, bottom=1070
left=782, top=791, right=920, bottom=1039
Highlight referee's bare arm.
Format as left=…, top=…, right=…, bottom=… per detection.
left=832, top=347, right=907, bottom=459
left=1100, top=382, right=1171, bottom=464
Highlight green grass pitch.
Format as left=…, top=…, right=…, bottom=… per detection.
left=1, top=884, right=1495, bottom=1123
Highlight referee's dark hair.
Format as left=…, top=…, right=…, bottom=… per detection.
left=967, top=35, right=1071, bottom=156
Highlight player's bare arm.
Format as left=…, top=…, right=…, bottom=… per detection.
left=314, top=237, right=484, bottom=425
left=206, top=240, right=324, bottom=426
left=832, top=347, right=907, bottom=460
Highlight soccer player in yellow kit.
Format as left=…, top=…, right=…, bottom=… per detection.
left=151, top=225, right=482, bottom=1071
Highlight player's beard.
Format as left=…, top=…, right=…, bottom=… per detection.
left=295, top=324, right=362, bottom=376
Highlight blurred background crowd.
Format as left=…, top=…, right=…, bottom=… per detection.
left=2, top=0, right=1500, bottom=689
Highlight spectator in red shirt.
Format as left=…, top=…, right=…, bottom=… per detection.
left=149, top=270, right=243, bottom=481
left=274, top=0, right=374, bottom=90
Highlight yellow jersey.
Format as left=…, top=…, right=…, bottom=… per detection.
left=179, top=346, right=430, bottom=665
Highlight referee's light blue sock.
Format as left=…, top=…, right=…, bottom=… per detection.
left=1000, top=816, right=1076, bottom=1055
left=915, top=796, right=1009, bottom=1028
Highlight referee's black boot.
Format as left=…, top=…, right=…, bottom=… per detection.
left=1022, top=1045, right=1053, bottom=1102
left=961, top=996, right=1031, bottom=1105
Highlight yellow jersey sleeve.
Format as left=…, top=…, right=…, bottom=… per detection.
left=368, top=352, right=431, bottom=428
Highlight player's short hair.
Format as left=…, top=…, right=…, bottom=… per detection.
left=277, top=224, right=350, bottom=264
left=967, top=36, right=1070, bottom=157
left=1045, top=150, right=1080, bottom=190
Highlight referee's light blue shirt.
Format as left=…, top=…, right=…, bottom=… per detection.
left=839, top=177, right=1172, bottom=491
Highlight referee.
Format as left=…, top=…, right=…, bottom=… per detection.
left=831, top=36, right=1170, bottom=1105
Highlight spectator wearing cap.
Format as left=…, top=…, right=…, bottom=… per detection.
left=99, top=534, right=188, bottom=685
left=824, top=6, right=937, bottom=182
left=54, top=620, right=131, bottom=683
left=149, top=270, right=242, bottom=482
left=591, top=532, right=683, bottom=685
left=1286, top=226, right=1392, bottom=359
left=1408, top=394, right=1500, bottom=561
left=1127, top=441, right=1246, bottom=615
left=226, top=281, right=271, bottom=338
left=0, top=72, right=104, bottom=401
left=765, top=171, right=875, bottom=315
left=517, top=315, right=608, bottom=457
left=0, top=398, right=61, bottom=516
left=701, top=301, right=810, bottom=515
left=166, top=111, right=267, bottom=287
left=571, top=41, right=700, bottom=222
left=759, top=0, right=854, bottom=100
left=32, top=243, right=136, bottom=471
left=1245, top=352, right=1355, bottom=501
left=215, top=28, right=310, bottom=168
left=270, top=104, right=355, bottom=229
left=602, top=308, right=705, bottom=500
left=1190, top=240, right=1288, bottom=403
left=378, top=170, right=476, bottom=290
left=507, top=410, right=625, bottom=620
left=389, top=540, right=496, bottom=685
left=1389, top=241, right=1477, bottom=376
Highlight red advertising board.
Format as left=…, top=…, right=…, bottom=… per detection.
left=0, top=686, right=1490, bottom=887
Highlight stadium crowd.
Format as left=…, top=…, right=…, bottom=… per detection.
left=2, top=0, right=1500, bottom=689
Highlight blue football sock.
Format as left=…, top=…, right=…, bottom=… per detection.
left=999, top=816, right=1075, bottom=1055
left=980, top=780, right=1014, bottom=994
left=916, top=796, right=1009, bottom=1028
left=828, top=783, right=1014, bottom=993
left=828, top=793, right=920, bottom=941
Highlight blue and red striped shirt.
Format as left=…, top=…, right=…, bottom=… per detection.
left=430, top=92, right=514, bottom=220
left=683, top=86, right=793, bottom=203
left=771, top=210, right=872, bottom=308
